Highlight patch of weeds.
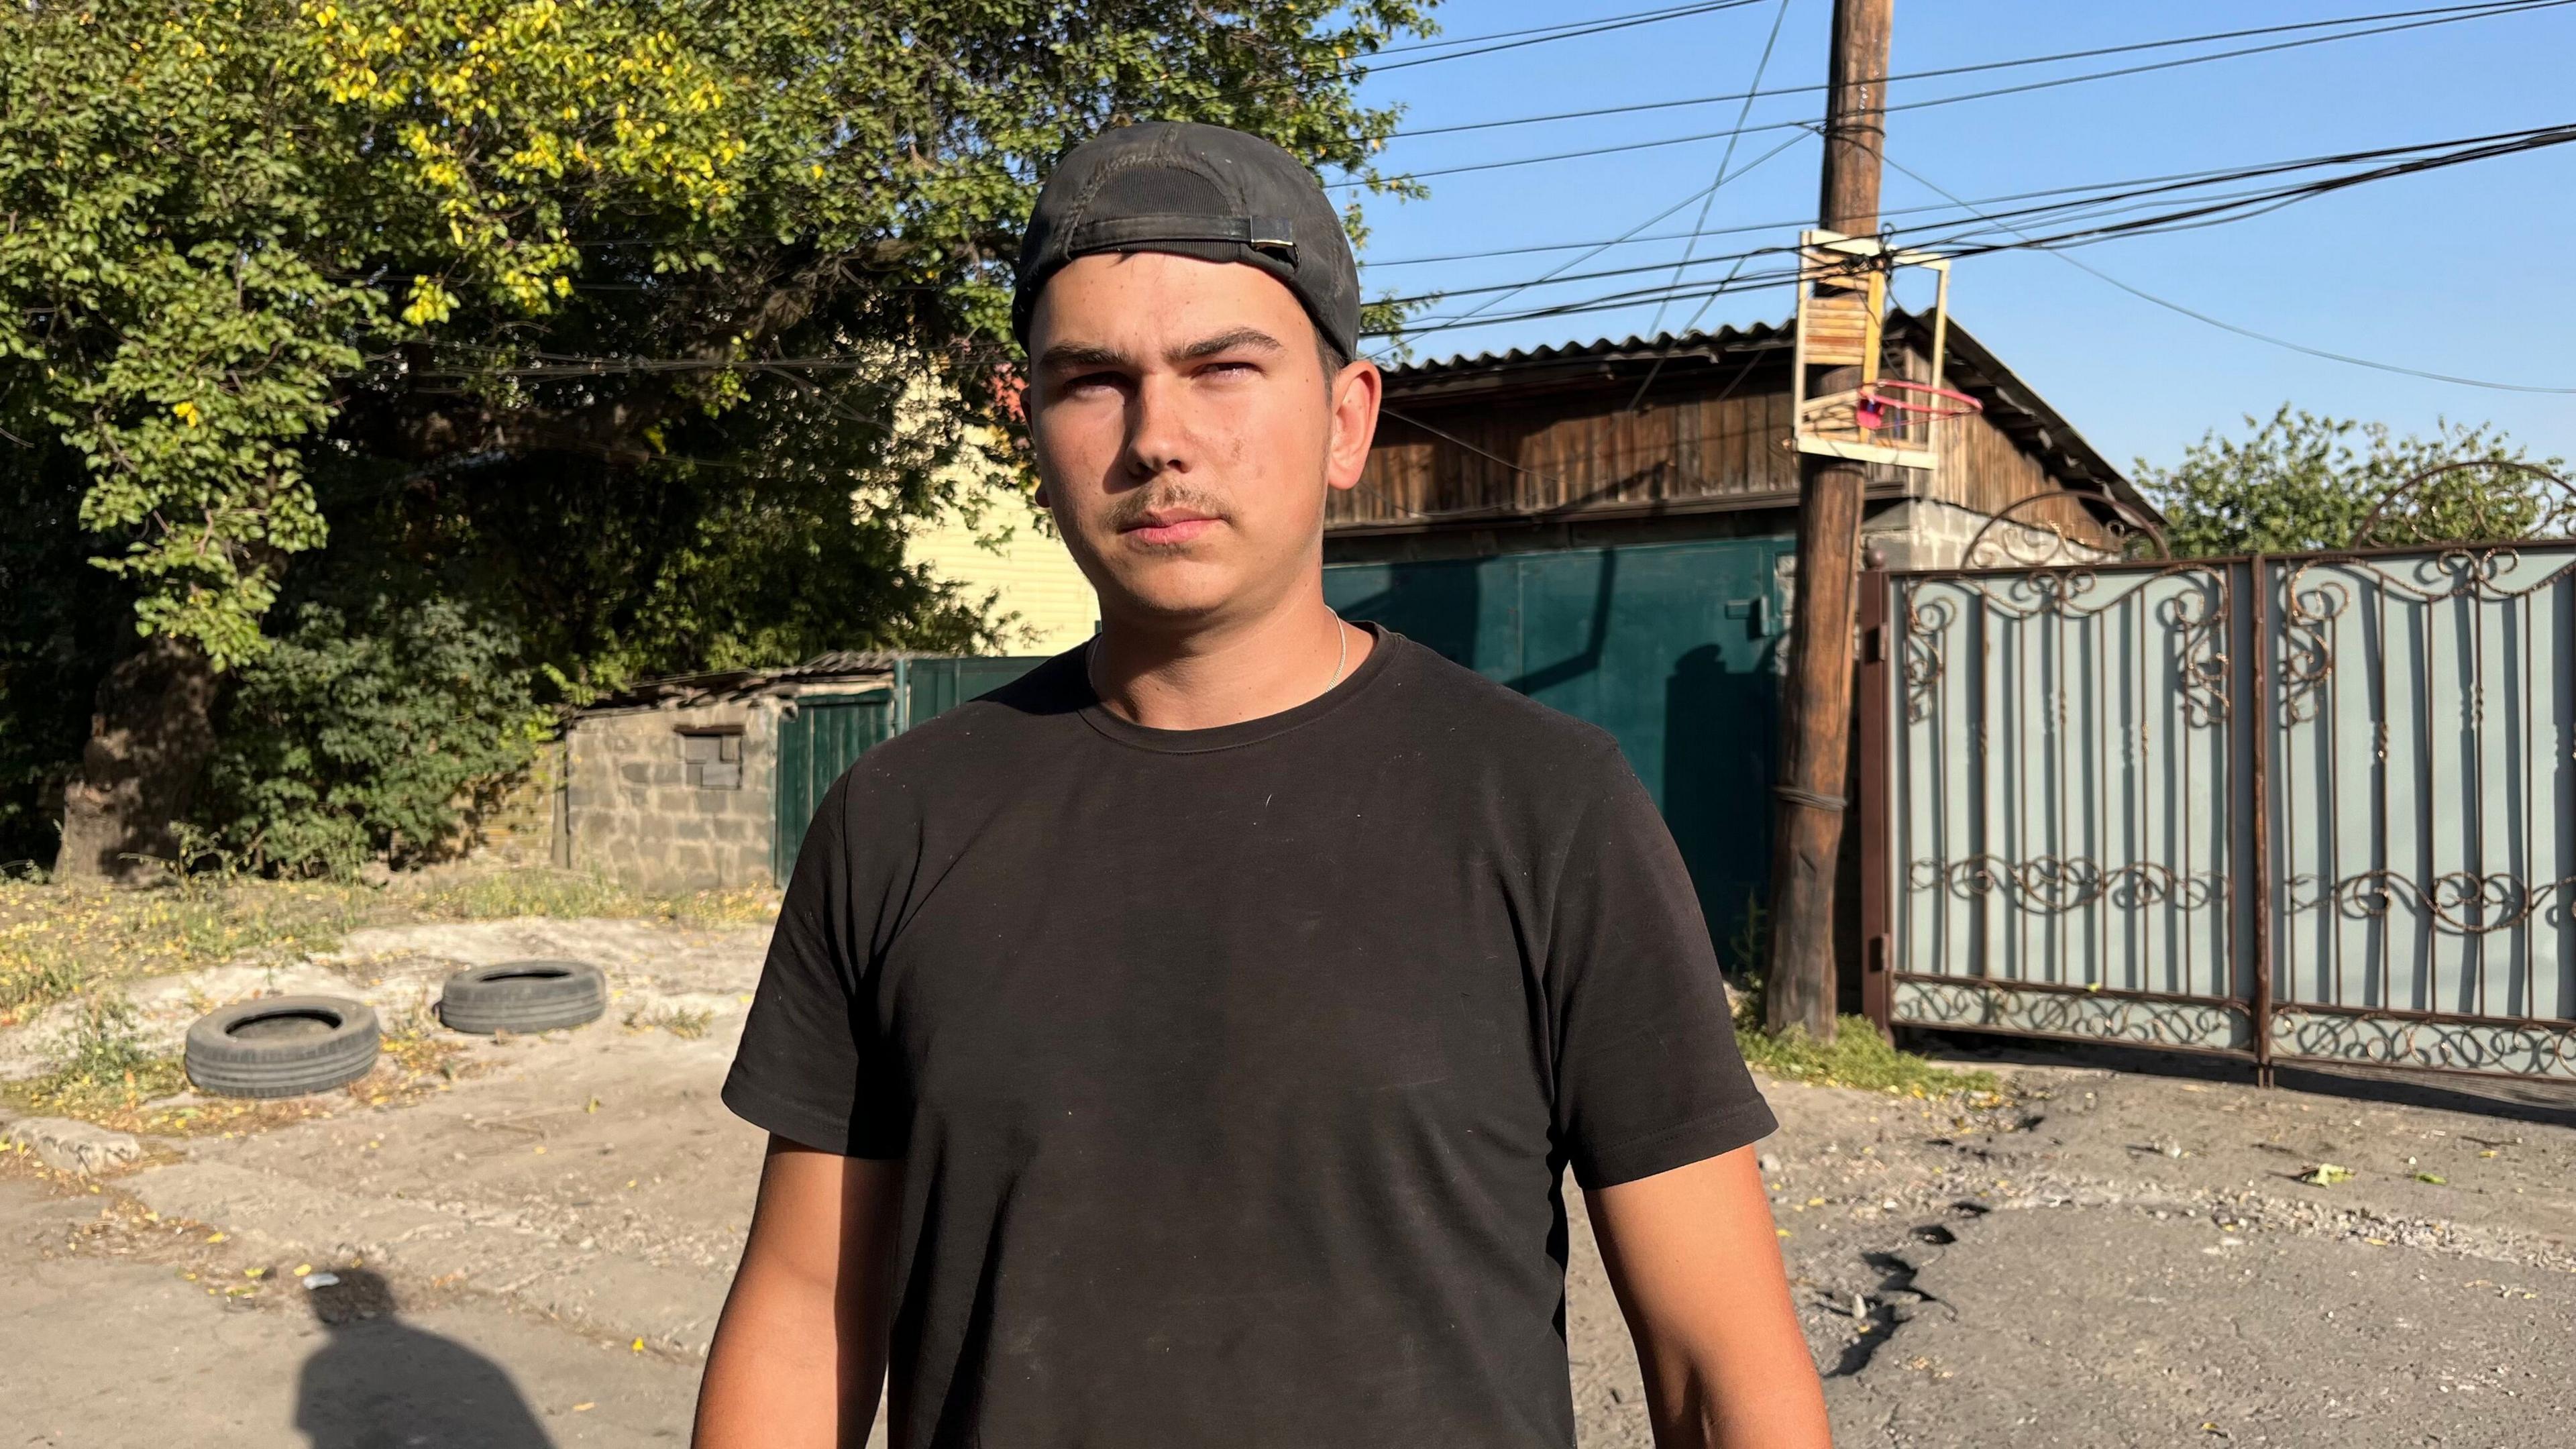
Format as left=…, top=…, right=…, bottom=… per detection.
left=1734, top=1002, right=2002, bottom=1101
left=623, top=1002, right=714, bottom=1039
left=0, top=865, right=776, bottom=1020
left=111, top=1089, right=345, bottom=1140
left=1721, top=896, right=2001, bottom=1102
left=0, top=876, right=370, bottom=1020
left=3, top=995, right=189, bottom=1121
left=402, top=867, right=775, bottom=928
left=406, top=869, right=641, bottom=921
left=378, top=995, right=472, bottom=1082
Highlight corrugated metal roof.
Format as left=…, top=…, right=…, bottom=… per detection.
left=1387, top=321, right=1787, bottom=378
left=572, top=652, right=902, bottom=714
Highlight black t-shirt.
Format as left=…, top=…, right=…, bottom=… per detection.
left=724, top=627, right=1776, bottom=1448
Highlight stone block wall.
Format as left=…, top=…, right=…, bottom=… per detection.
left=564, top=699, right=782, bottom=893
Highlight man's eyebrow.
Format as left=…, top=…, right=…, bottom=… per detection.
left=1035, top=341, right=1128, bottom=371
left=1174, top=327, right=1286, bottom=362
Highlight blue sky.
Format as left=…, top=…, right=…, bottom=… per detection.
left=1340, top=1, right=2576, bottom=476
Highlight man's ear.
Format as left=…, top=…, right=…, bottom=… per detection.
left=1324, top=359, right=1383, bottom=494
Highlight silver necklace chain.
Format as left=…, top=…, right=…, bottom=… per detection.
left=1090, top=615, right=1352, bottom=706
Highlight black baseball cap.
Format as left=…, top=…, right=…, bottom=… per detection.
left=1012, top=121, right=1362, bottom=359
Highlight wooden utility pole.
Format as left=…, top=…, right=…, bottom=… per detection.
left=1764, top=0, right=1892, bottom=1042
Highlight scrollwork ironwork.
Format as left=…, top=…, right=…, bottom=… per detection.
left=1896, top=977, right=2252, bottom=1052
left=1898, top=565, right=2231, bottom=725
left=1909, top=855, right=2229, bottom=913
left=1900, top=590, right=1953, bottom=723
left=2270, top=1007, right=2576, bottom=1080
left=2159, top=580, right=2233, bottom=726
left=2275, top=571, right=2345, bottom=725
left=2351, top=460, right=2576, bottom=548
left=1962, top=488, right=2171, bottom=571
left=2282, top=869, right=2575, bottom=936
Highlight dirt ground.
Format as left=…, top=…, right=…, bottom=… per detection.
left=5, top=914, right=2573, bottom=1447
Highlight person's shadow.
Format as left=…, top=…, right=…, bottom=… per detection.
left=294, top=1269, right=555, bottom=1448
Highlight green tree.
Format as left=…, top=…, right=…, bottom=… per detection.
left=195, top=590, right=547, bottom=875
left=2141, top=407, right=2569, bottom=558
left=0, top=0, right=1432, bottom=877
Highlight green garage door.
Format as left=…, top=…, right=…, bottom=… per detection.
left=773, top=692, right=894, bottom=880
left=1324, top=537, right=1788, bottom=955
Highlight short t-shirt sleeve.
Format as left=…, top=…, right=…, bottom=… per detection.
left=1546, top=747, right=1777, bottom=1189
left=721, top=770, right=910, bottom=1158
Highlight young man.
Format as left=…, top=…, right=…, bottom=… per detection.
left=696, top=121, right=1830, bottom=1449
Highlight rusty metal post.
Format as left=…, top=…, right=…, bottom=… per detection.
left=2247, top=555, right=2277, bottom=1088
left=1856, top=566, right=1896, bottom=1036
left=1766, top=0, right=1893, bottom=1041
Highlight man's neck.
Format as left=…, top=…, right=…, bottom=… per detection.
left=1088, top=594, right=1375, bottom=732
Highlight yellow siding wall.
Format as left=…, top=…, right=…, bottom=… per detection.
left=910, top=481, right=1099, bottom=654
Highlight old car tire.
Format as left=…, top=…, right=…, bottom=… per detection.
left=184, top=997, right=382, bottom=1099
left=438, top=961, right=606, bottom=1035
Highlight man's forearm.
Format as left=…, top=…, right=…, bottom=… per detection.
left=1589, top=1147, right=1833, bottom=1449
left=1638, top=1343, right=1834, bottom=1449
left=694, top=1256, right=881, bottom=1448
left=694, top=1140, right=902, bottom=1448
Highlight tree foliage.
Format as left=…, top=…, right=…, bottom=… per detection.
left=0, top=0, right=1432, bottom=867
left=2141, top=407, right=2568, bottom=558
left=195, top=590, right=547, bottom=874
left=3, top=0, right=1425, bottom=662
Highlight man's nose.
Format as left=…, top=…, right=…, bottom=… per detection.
left=1124, top=372, right=1193, bottom=480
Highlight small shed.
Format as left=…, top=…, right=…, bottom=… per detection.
left=557, top=653, right=1044, bottom=893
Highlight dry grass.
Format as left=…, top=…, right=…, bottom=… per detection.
left=1735, top=1007, right=2004, bottom=1103
left=0, top=864, right=777, bottom=1025
left=621, top=1002, right=716, bottom=1039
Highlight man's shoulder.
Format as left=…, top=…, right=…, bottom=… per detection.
left=828, top=648, right=1088, bottom=800
left=1375, top=633, right=1625, bottom=774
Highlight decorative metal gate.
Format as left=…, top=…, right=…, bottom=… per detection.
left=1860, top=472, right=2576, bottom=1083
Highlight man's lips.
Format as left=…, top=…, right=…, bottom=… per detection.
left=1120, top=512, right=1220, bottom=545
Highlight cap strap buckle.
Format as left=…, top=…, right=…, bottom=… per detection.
left=1064, top=213, right=1299, bottom=264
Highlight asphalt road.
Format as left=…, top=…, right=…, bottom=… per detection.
left=5, top=916, right=2573, bottom=1447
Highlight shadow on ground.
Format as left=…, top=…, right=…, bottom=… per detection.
left=1904, top=1026, right=2576, bottom=1130
left=295, top=1269, right=555, bottom=1449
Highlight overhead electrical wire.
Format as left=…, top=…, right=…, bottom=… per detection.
left=1872, top=147, right=2576, bottom=396
left=1363, top=1, right=1770, bottom=60
left=1357, top=0, right=1768, bottom=72
left=1371, top=121, right=2576, bottom=339
left=1378, top=137, right=2416, bottom=342
left=1331, top=0, right=2576, bottom=186
left=1356, top=157, right=2355, bottom=268
left=1388, top=0, right=2570, bottom=139
left=1642, top=0, right=1796, bottom=340
left=1360, top=127, right=1813, bottom=362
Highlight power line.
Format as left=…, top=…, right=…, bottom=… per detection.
left=1876, top=148, right=2576, bottom=396
left=1372, top=124, right=2576, bottom=315
left=1332, top=0, right=2576, bottom=186
left=1644, top=0, right=1795, bottom=340
left=1360, top=0, right=1769, bottom=70
left=1367, top=121, right=2576, bottom=339
left=1368, top=128, right=1813, bottom=358
left=1356, top=158, right=2341, bottom=267
left=1389, top=0, right=2568, bottom=139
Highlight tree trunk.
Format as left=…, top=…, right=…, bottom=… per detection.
left=52, top=634, right=223, bottom=883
